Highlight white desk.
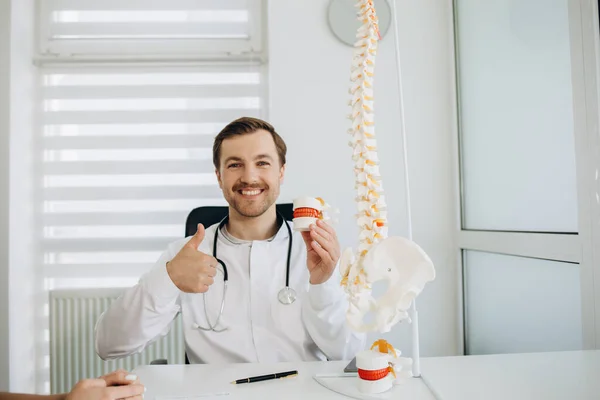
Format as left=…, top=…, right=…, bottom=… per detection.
left=134, top=350, right=600, bottom=399
left=133, top=360, right=436, bottom=400
left=420, top=350, right=600, bottom=400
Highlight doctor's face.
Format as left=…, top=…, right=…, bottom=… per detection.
left=216, top=129, right=285, bottom=218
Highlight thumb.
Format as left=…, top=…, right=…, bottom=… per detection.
left=186, top=223, right=205, bottom=249
left=77, top=378, right=107, bottom=389
left=301, top=231, right=313, bottom=249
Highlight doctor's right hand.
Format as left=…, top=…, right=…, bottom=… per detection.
left=166, top=223, right=219, bottom=293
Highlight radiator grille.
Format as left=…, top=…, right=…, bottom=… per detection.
left=49, top=288, right=184, bottom=394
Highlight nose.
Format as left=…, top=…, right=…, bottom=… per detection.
left=240, top=164, right=259, bottom=184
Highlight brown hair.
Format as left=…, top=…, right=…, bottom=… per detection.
left=212, top=117, right=287, bottom=169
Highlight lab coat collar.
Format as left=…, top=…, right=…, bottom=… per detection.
left=206, top=215, right=293, bottom=245
left=245, top=215, right=293, bottom=243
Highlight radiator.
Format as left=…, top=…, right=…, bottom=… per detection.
left=49, top=288, right=184, bottom=394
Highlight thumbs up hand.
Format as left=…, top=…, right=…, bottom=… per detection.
left=166, top=223, right=219, bottom=293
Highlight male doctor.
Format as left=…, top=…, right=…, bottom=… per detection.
left=95, top=117, right=366, bottom=364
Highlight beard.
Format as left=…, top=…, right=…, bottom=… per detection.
left=225, top=181, right=279, bottom=218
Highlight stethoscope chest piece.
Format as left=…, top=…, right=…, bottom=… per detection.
left=277, top=286, right=297, bottom=305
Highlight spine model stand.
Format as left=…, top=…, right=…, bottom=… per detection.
left=337, top=0, right=436, bottom=395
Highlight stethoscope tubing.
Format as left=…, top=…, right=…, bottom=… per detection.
left=194, top=211, right=293, bottom=332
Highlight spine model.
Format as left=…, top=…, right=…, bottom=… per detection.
left=341, top=0, right=388, bottom=298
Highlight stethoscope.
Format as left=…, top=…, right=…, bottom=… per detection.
left=193, top=211, right=296, bottom=332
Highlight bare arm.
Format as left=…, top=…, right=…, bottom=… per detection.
left=0, top=394, right=65, bottom=400
left=0, top=370, right=144, bottom=400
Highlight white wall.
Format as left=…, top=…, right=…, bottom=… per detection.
left=0, top=0, right=12, bottom=390
left=268, top=0, right=460, bottom=357
left=0, top=0, right=37, bottom=392
left=9, top=0, right=39, bottom=393
left=0, top=1, right=460, bottom=391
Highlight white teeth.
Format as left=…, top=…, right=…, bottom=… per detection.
left=241, top=190, right=261, bottom=196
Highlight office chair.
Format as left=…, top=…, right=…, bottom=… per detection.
left=151, top=203, right=294, bottom=365
left=185, top=203, right=294, bottom=237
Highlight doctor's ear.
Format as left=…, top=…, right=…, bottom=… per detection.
left=215, top=169, right=222, bottom=188
left=279, top=164, right=286, bottom=183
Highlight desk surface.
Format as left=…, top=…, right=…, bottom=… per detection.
left=134, top=350, right=600, bottom=399
left=420, top=349, right=600, bottom=400
left=134, top=360, right=436, bottom=400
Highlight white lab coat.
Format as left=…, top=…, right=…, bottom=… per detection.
left=94, top=220, right=366, bottom=364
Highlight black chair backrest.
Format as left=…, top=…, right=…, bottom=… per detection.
left=185, top=203, right=294, bottom=237
left=182, top=202, right=294, bottom=365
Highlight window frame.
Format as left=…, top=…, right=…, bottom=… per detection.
left=452, top=0, right=600, bottom=354
left=35, top=0, right=265, bottom=60
left=31, top=3, right=269, bottom=392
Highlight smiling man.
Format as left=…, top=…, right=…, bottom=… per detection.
left=94, top=117, right=366, bottom=364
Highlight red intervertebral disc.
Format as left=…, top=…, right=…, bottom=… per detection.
left=293, top=207, right=319, bottom=218
left=357, top=368, right=389, bottom=381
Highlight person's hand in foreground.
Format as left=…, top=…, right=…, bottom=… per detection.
left=0, top=369, right=145, bottom=400
left=65, top=369, right=145, bottom=400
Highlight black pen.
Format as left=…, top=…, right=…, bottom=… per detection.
left=230, top=370, right=298, bottom=384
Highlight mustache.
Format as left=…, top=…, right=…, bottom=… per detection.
left=233, top=183, right=267, bottom=191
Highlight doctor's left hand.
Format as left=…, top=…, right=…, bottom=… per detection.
left=301, top=219, right=340, bottom=285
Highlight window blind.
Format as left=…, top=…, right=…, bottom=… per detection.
left=40, top=65, right=264, bottom=289
left=37, top=0, right=262, bottom=57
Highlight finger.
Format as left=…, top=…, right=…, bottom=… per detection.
left=204, top=265, right=217, bottom=278
left=186, top=223, right=205, bottom=249
left=201, top=275, right=215, bottom=286
left=208, top=256, right=220, bottom=268
left=78, top=378, right=107, bottom=389
left=100, top=369, right=127, bottom=378
left=312, top=225, right=340, bottom=261
left=310, top=229, right=339, bottom=260
left=310, top=239, right=334, bottom=265
left=300, top=231, right=313, bottom=248
left=311, top=224, right=332, bottom=243
left=101, top=370, right=138, bottom=386
left=316, top=219, right=337, bottom=238
left=310, top=225, right=335, bottom=252
left=107, top=384, right=145, bottom=399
